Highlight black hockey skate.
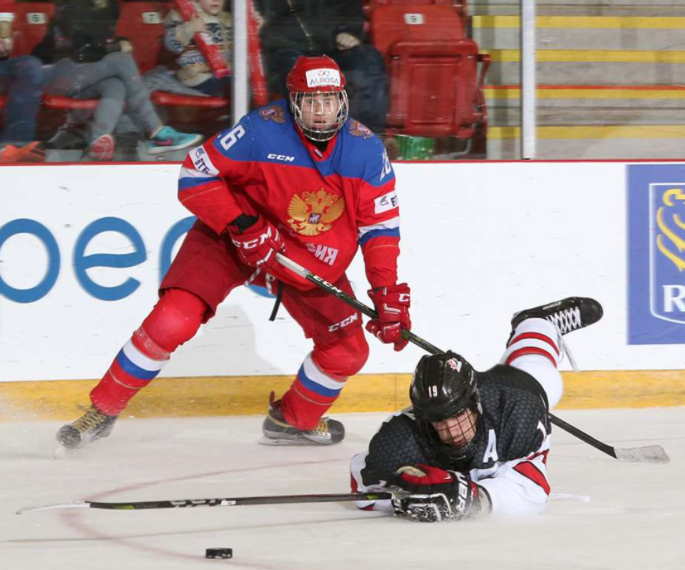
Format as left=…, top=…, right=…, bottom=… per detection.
left=261, top=392, right=345, bottom=446
left=511, top=297, right=603, bottom=335
left=56, top=406, right=118, bottom=452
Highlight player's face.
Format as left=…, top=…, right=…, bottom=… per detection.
left=432, top=409, right=478, bottom=447
left=300, top=93, right=341, bottom=132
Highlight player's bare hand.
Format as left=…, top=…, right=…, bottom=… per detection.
left=366, top=283, right=411, bottom=351
left=336, top=32, right=361, bottom=51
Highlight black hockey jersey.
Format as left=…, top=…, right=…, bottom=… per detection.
left=351, top=365, right=553, bottom=516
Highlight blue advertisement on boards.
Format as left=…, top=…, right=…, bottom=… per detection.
left=628, top=164, right=685, bottom=344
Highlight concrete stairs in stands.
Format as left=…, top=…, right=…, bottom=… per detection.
left=469, top=0, right=685, bottom=159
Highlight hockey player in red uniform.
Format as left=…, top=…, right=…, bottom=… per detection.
left=350, top=297, right=603, bottom=521
left=56, top=55, right=410, bottom=451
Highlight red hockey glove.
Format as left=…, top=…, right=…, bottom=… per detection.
left=366, top=283, right=411, bottom=351
left=228, top=215, right=285, bottom=270
left=392, top=464, right=488, bottom=522
left=396, top=464, right=457, bottom=491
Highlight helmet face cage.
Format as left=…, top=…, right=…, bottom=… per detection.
left=410, top=352, right=483, bottom=465
left=414, top=387, right=482, bottom=466
left=289, top=90, right=349, bottom=142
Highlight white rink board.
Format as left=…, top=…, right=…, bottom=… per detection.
left=0, top=161, right=681, bottom=381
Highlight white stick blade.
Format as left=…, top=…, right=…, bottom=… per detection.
left=16, top=501, right=89, bottom=515
left=615, top=445, right=670, bottom=464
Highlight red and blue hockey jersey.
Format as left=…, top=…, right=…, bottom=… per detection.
left=178, top=100, right=400, bottom=290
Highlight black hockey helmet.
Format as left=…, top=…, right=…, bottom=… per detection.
left=410, top=351, right=482, bottom=464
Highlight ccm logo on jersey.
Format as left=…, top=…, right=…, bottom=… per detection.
left=190, top=147, right=219, bottom=176
left=267, top=153, right=295, bottom=162
left=305, top=68, right=341, bottom=88
left=375, top=191, right=399, bottom=214
left=328, top=313, right=359, bottom=332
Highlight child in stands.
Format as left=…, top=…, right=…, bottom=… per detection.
left=164, top=0, right=232, bottom=98
left=33, top=0, right=203, bottom=161
left=0, top=0, right=45, bottom=162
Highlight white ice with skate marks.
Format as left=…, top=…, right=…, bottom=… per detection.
left=3, top=408, right=684, bottom=570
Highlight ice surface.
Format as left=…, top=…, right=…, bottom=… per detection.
left=2, top=408, right=684, bottom=570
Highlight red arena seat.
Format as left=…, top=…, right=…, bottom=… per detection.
left=368, top=0, right=455, bottom=7
left=11, top=2, right=54, bottom=56
left=115, top=0, right=168, bottom=74
left=370, top=4, right=489, bottom=140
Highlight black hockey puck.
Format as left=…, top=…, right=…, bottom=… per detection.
left=206, top=548, right=233, bottom=559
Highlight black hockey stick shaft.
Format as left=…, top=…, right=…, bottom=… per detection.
left=275, top=253, right=626, bottom=461
left=17, top=492, right=393, bottom=514
left=275, top=254, right=442, bottom=355
left=94, top=492, right=391, bottom=510
left=547, top=414, right=617, bottom=458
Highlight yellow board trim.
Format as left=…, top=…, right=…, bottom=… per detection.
left=1, top=371, right=684, bottom=422
left=489, top=125, right=685, bottom=140
left=482, top=49, right=685, bottom=64
left=473, top=16, right=685, bottom=29
left=485, top=87, right=685, bottom=100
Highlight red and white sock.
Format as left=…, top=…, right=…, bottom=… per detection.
left=502, top=317, right=564, bottom=408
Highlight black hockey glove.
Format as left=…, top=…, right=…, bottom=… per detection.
left=391, top=464, right=489, bottom=523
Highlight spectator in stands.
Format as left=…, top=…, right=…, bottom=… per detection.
left=253, top=0, right=388, bottom=134
left=32, top=0, right=202, bottom=161
left=0, top=0, right=45, bottom=163
left=163, top=0, right=232, bottom=98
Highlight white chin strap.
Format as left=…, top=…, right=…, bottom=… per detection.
left=290, top=91, right=349, bottom=142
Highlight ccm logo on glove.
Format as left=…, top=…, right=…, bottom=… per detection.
left=228, top=215, right=286, bottom=270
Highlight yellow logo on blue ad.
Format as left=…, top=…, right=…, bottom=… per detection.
left=628, top=165, right=685, bottom=343
left=655, top=188, right=685, bottom=275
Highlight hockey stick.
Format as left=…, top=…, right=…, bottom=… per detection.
left=16, top=489, right=596, bottom=516
left=17, top=492, right=393, bottom=515
left=275, top=253, right=670, bottom=464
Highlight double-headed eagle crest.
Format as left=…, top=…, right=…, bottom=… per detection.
left=348, top=119, right=372, bottom=139
left=259, top=105, right=286, bottom=124
left=287, top=189, right=345, bottom=236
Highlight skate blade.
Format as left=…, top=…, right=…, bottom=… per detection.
left=258, top=435, right=325, bottom=447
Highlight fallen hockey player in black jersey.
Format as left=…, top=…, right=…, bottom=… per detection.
left=350, top=296, right=603, bottom=522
